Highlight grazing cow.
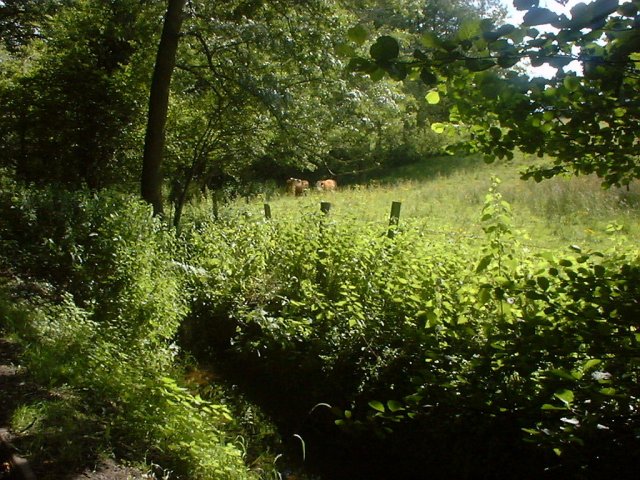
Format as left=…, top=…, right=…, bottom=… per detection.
left=316, top=179, right=337, bottom=191
left=286, top=178, right=310, bottom=196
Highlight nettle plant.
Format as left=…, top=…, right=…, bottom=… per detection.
left=179, top=178, right=639, bottom=474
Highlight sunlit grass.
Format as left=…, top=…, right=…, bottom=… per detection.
left=184, top=154, right=640, bottom=251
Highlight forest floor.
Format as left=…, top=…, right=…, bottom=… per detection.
left=0, top=337, right=151, bottom=480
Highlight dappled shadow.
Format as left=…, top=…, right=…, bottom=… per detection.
left=197, top=340, right=640, bottom=480
left=339, top=155, right=482, bottom=186
left=0, top=337, right=149, bottom=480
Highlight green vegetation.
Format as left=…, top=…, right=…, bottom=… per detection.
left=207, top=155, right=640, bottom=248
left=174, top=170, right=640, bottom=477
left=1, top=0, right=639, bottom=478
left=353, top=0, right=640, bottom=187
left=0, top=186, right=255, bottom=479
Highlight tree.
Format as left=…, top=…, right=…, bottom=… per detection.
left=352, top=0, right=640, bottom=187
left=0, top=0, right=63, bottom=52
left=141, top=0, right=187, bottom=216
left=162, top=0, right=505, bottom=221
left=0, top=0, right=158, bottom=188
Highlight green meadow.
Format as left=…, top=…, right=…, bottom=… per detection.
left=194, top=154, right=640, bottom=250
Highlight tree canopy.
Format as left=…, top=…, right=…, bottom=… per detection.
left=0, top=0, right=505, bottom=216
left=4, top=0, right=633, bottom=214
left=350, top=0, right=640, bottom=187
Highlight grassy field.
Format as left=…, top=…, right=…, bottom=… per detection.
left=187, top=154, right=640, bottom=251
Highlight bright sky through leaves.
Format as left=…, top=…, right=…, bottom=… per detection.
left=504, top=0, right=584, bottom=77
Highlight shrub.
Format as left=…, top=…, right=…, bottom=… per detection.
left=178, top=181, right=640, bottom=477
left=0, top=184, right=255, bottom=479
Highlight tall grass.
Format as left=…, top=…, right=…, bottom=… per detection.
left=182, top=155, right=640, bottom=251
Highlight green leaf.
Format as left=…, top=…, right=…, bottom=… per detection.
left=554, top=389, right=575, bottom=407
left=387, top=400, right=404, bottom=412
left=478, top=285, right=492, bottom=305
left=370, top=36, right=400, bottom=62
left=489, top=127, right=502, bottom=140
left=369, top=400, right=385, bottom=413
left=549, top=369, right=578, bottom=381
left=618, top=3, right=638, bottom=17
left=420, top=67, right=438, bottom=86
left=514, top=0, right=539, bottom=10
left=426, top=91, right=440, bottom=104
left=457, top=19, right=481, bottom=41
left=536, top=276, right=550, bottom=290
left=563, top=76, right=580, bottom=92
left=465, top=58, right=496, bottom=71
left=476, top=254, right=493, bottom=273
left=431, top=122, right=445, bottom=133
left=347, top=25, right=368, bottom=45
left=591, top=0, right=620, bottom=21
left=425, top=310, right=439, bottom=327
left=496, top=24, right=517, bottom=37
left=370, top=67, right=386, bottom=82
left=347, top=57, right=377, bottom=73
left=335, top=43, right=356, bottom=58
left=497, top=55, right=520, bottom=68
left=421, top=32, right=442, bottom=49
left=541, top=403, right=567, bottom=410
left=388, top=62, right=408, bottom=81
left=523, top=8, right=559, bottom=26
left=582, top=358, right=602, bottom=371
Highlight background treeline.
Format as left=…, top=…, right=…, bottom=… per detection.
left=0, top=0, right=501, bottom=202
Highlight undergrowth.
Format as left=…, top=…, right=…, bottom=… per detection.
left=1, top=161, right=639, bottom=479
left=175, top=174, right=640, bottom=478
left=0, top=183, right=256, bottom=479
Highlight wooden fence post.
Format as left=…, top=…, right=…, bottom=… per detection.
left=212, top=190, right=219, bottom=221
left=317, top=202, right=332, bottom=284
left=264, top=203, right=271, bottom=220
left=387, top=201, right=402, bottom=238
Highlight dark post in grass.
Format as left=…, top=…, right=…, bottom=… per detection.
left=212, top=190, right=219, bottom=221
left=388, top=201, right=402, bottom=238
left=264, top=203, right=272, bottom=220
left=320, top=201, right=332, bottom=214
left=317, top=202, right=331, bottom=284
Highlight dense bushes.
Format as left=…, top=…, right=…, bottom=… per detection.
left=178, top=183, right=640, bottom=478
left=2, top=180, right=638, bottom=478
left=0, top=184, right=254, bottom=479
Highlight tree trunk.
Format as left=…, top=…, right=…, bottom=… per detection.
left=141, top=0, right=187, bottom=216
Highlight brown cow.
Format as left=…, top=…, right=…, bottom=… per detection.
left=286, top=178, right=310, bottom=196
left=316, top=179, right=337, bottom=191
